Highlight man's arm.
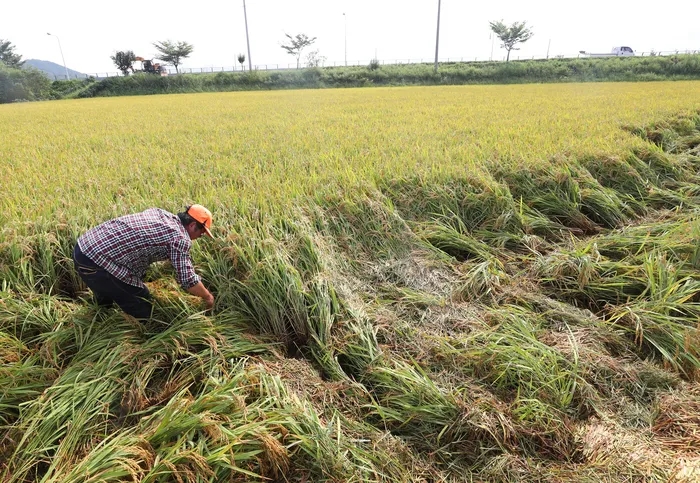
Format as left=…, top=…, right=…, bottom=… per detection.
left=187, top=281, right=214, bottom=309
left=169, top=240, right=213, bottom=309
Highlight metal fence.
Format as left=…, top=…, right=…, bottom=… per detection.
left=53, top=49, right=700, bottom=80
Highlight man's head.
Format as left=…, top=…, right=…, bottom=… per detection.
left=178, top=204, right=213, bottom=240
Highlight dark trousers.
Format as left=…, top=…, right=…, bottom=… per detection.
left=73, top=244, right=153, bottom=320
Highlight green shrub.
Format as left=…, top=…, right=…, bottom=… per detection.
left=0, top=64, right=51, bottom=103
left=49, top=78, right=97, bottom=99
left=69, top=54, right=700, bottom=98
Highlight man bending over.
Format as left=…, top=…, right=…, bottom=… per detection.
left=73, top=205, right=215, bottom=320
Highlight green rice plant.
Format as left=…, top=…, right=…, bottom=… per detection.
left=255, top=369, right=425, bottom=482
left=37, top=431, right=153, bottom=483
left=316, top=191, right=416, bottom=262
left=377, top=285, right=446, bottom=310
left=197, top=216, right=350, bottom=379
left=629, top=112, right=700, bottom=146
left=0, top=238, right=36, bottom=294
left=535, top=241, right=648, bottom=308
left=284, top=227, right=326, bottom=280
left=502, top=292, right=602, bottom=330
left=605, top=252, right=700, bottom=375
left=380, top=175, right=523, bottom=235
left=415, top=220, right=494, bottom=261
left=539, top=226, right=700, bottom=374
left=363, top=358, right=511, bottom=467
left=365, top=360, right=460, bottom=433
left=592, top=212, right=699, bottom=262
left=578, top=185, right=633, bottom=228
left=212, top=229, right=311, bottom=347
left=117, top=311, right=274, bottom=413
left=645, top=184, right=696, bottom=210
left=0, top=292, right=124, bottom=375
left=37, top=359, right=290, bottom=483
left=634, top=145, right=690, bottom=183
left=536, top=240, right=603, bottom=292
left=459, top=307, right=584, bottom=414
left=494, top=164, right=602, bottom=235
left=3, top=339, right=135, bottom=483
left=670, top=132, right=700, bottom=154
left=335, top=317, right=382, bottom=379
left=507, top=396, right=578, bottom=459
left=455, top=257, right=510, bottom=302
left=494, top=293, right=673, bottom=407
left=0, top=223, right=82, bottom=297
left=304, top=277, right=347, bottom=380
left=580, top=155, right=650, bottom=209
left=0, top=332, right=57, bottom=425
left=474, top=228, right=528, bottom=252
left=137, top=380, right=288, bottom=482
left=48, top=359, right=290, bottom=482
left=547, top=162, right=637, bottom=229
left=30, top=230, right=73, bottom=296
left=0, top=293, right=82, bottom=353
left=21, top=233, right=59, bottom=295
left=451, top=314, right=588, bottom=458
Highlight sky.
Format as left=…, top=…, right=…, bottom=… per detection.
left=2, top=0, right=699, bottom=75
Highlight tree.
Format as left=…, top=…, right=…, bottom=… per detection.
left=237, top=53, right=246, bottom=71
left=153, top=40, right=194, bottom=74
left=0, top=63, right=51, bottom=103
left=0, top=39, right=23, bottom=68
left=489, top=20, right=534, bottom=62
left=305, top=49, right=326, bottom=68
left=281, top=33, right=316, bottom=69
left=110, top=50, right=136, bottom=76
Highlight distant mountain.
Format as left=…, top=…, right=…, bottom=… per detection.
left=23, top=59, right=86, bottom=80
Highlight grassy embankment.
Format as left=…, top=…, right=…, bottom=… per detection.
left=54, top=54, right=700, bottom=99
left=2, top=82, right=700, bottom=481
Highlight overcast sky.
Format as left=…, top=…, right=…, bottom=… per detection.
left=3, top=0, right=698, bottom=75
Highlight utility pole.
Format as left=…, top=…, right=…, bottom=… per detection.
left=243, top=0, right=252, bottom=71
left=343, top=13, right=347, bottom=66
left=434, top=0, right=441, bottom=73
left=47, top=33, right=69, bottom=80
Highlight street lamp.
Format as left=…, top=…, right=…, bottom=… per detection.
left=343, top=13, right=347, bottom=66
left=47, top=32, right=69, bottom=80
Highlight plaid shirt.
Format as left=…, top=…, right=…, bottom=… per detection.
left=77, top=208, right=201, bottom=289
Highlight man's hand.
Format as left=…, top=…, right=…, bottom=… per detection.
left=187, top=282, right=215, bottom=311
left=203, top=293, right=215, bottom=310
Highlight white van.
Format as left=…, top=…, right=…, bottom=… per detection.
left=611, top=46, right=635, bottom=56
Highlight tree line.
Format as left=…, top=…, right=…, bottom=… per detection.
left=108, top=20, right=532, bottom=75
left=0, top=39, right=52, bottom=103
left=110, top=32, right=328, bottom=76
left=0, top=21, right=533, bottom=102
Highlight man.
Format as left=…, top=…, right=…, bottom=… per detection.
left=72, top=205, right=215, bottom=320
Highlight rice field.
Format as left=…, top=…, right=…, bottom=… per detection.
left=2, top=81, right=699, bottom=222
left=2, top=81, right=700, bottom=482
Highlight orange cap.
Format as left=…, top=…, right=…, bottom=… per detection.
left=187, top=204, right=213, bottom=237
